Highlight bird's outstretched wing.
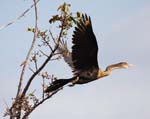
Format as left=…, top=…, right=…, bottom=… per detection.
left=72, top=14, right=99, bottom=74
left=57, top=40, right=74, bottom=69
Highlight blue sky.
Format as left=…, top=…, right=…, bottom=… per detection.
left=0, top=0, right=150, bottom=119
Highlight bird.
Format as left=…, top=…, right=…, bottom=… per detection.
left=45, top=14, right=132, bottom=93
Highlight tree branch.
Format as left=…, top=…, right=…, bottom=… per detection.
left=16, top=0, right=39, bottom=97
left=21, top=19, right=65, bottom=98
left=16, top=0, right=38, bottom=118
left=22, top=90, right=60, bottom=119
left=0, top=0, right=40, bottom=30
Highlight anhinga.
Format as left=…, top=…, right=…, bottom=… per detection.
left=45, top=14, right=132, bottom=93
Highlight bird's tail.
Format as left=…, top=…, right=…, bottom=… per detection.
left=44, top=78, right=75, bottom=93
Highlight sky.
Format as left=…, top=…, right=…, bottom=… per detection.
left=0, top=0, right=150, bottom=119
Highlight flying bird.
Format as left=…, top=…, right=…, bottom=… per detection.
left=45, top=14, right=132, bottom=93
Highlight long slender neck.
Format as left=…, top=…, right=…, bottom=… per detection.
left=97, top=63, right=126, bottom=78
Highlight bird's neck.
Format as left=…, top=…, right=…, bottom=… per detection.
left=97, top=69, right=111, bottom=78
left=97, top=63, right=124, bottom=78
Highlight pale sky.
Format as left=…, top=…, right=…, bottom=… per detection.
left=0, top=0, right=150, bottom=119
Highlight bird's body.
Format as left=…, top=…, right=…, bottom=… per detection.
left=45, top=14, right=131, bottom=93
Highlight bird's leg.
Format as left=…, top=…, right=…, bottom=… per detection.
left=68, top=77, right=79, bottom=87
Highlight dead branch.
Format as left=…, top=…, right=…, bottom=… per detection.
left=0, top=0, right=40, bottom=30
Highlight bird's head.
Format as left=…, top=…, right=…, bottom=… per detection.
left=116, top=62, right=134, bottom=69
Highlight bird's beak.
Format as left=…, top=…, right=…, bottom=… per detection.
left=128, top=64, right=135, bottom=68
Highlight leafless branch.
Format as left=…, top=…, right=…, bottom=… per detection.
left=33, top=56, right=38, bottom=71
left=39, top=50, right=49, bottom=57
left=11, top=1, right=39, bottom=118
left=42, top=79, right=45, bottom=99
left=29, top=67, right=35, bottom=74
left=49, top=29, right=57, bottom=44
left=0, top=0, right=40, bottom=30
left=42, top=39, right=54, bottom=52
left=16, top=0, right=39, bottom=98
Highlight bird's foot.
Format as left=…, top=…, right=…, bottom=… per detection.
left=68, top=84, right=75, bottom=87
left=68, top=77, right=79, bottom=87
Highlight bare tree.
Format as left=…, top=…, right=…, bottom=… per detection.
left=3, top=1, right=81, bottom=119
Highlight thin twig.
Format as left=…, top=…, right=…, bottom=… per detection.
left=43, top=40, right=54, bottom=52
left=39, top=50, right=49, bottom=57
left=29, top=67, right=35, bottom=73
left=49, top=29, right=57, bottom=44
left=34, top=57, right=38, bottom=71
left=42, top=79, right=45, bottom=100
left=0, top=0, right=40, bottom=30
left=50, top=56, right=61, bottom=61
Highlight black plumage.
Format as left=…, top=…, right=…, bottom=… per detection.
left=45, top=14, right=131, bottom=93
left=72, top=14, right=99, bottom=73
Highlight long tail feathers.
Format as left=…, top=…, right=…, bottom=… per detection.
left=45, top=78, right=73, bottom=93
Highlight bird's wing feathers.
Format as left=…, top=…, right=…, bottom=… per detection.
left=72, top=14, right=99, bottom=74
left=57, top=40, right=74, bottom=69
